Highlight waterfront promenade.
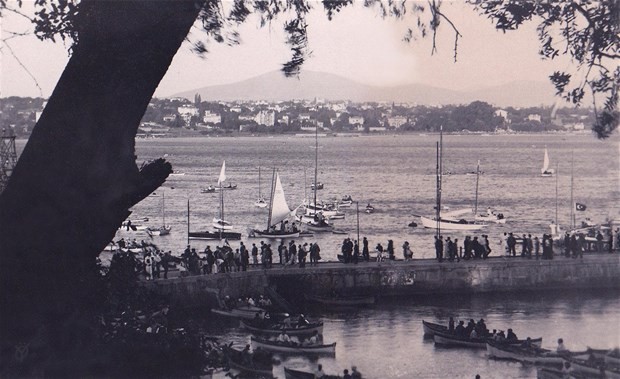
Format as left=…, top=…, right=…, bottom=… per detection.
left=141, top=253, right=620, bottom=309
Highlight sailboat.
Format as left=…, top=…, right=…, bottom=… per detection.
left=147, top=190, right=172, bottom=236
left=188, top=161, right=241, bottom=241
left=254, top=166, right=267, bottom=208
left=419, top=128, right=487, bottom=231
left=541, top=147, right=555, bottom=177
left=250, top=170, right=299, bottom=239
left=471, top=160, right=507, bottom=224
left=299, top=126, right=333, bottom=232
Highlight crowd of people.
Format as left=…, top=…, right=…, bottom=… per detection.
left=109, top=225, right=620, bottom=280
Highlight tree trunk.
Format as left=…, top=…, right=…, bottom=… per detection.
left=0, top=0, right=201, bottom=373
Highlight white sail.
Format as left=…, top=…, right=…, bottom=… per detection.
left=270, top=173, right=292, bottom=226
left=542, top=148, right=550, bottom=173
left=218, top=161, right=227, bottom=185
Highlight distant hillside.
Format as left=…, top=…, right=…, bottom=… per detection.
left=172, top=70, right=557, bottom=108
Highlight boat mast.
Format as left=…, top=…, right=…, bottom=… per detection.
left=474, top=159, right=480, bottom=215
left=267, top=168, right=276, bottom=230
left=313, top=124, right=318, bottom=214
left=162, top=190, right=166, bottom=228
left=570, top=152, right=574, bottom=229
left=436, top=126, right=443, bottom=237
left=356, top=201, right=360, bottom=245
left=555, top=163, right=559, bottom=228
left=258, top=166, right=262, bottom=200
left=186, top=198, right=190, bottom=245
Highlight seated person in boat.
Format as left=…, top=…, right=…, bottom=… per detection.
left=475, top=319, right=488, bottom=337
left=494, top=330, right=506, bottom=341
left=277, top=331, right=291, bottom=343
left=520, top=337, right=533, bottom=348
left=304, top=331, right=321, bottom=346
left=556, top=338, right=569, bottom=353
left=469, top=328, right=478, bottom=339
left=506, top=328, right=518, bottom=341
left=241, top=344, right=253, bottom=366
left=454, top=321, right=466, bottom=337
left=282, top=316, right=293, bottom=328
left=448, top=317, right=455, bottom=333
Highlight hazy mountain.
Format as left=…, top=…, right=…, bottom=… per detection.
left=172, top=70, right=557, bottom=108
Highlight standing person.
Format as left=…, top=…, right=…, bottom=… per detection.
left=234, top=248, right=242, bottom=272
left=507, top=233, right=517, bottom=257
left=278, top=241, right=286, bottom=265
left=526, top=234, right=533, bottom=258
left=387, top=240, right=395, bottom=260
left=608, top=231, right=614, bottom=254
left=564, top=232, right=571, bottom=258
left=298, top=243, right=307, bottom=268
left=596, top=230, right=604, bottom=253
left=435, top=235, right=444, bottom=262
left=483, top=235, right=491, bottom=259
left=446, top=237, right=454, bottom=262
left=499, top=232, right=507, bottom=256
left=444, top=236, right=451, bottom=261
left=353, top=240, right=360, bottom=264
left=362, top=237, right=370, bottom=262
left=144, top=253, right=153, bottom=280
left=289, top=241, right=297, bottom=265
left=240, top=245, right=249, bottom=271
left=615, top=228, right=620, bottom=252
left=351, top=366, right=362, bottom=379
left=402, top=241, right=413, bottom=261
left=376, top=243, right=384, bottom=262
left=521, top=234, right=528, bottom=257
left=534, top=236, right=540, bottom=260
left=453, top=238, right=460, bottom=262
left=251, top=243, right=258, bottom=265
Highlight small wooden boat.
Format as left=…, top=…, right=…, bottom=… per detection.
left=434, top=331, right=542, bottom=349
left=251, top=337, right=336, bottom=355
left=305, top=294, right=375, bottom=306
left=486, top=341, right=570, bottom=365
left=536, top=368, right=589, bottom=379
left=240, top=320, right=323, bottom=337
left=284, top=367, right=314, bottom=379
left=211, top=306, right=266, bottom=320
left=188, top=230, right=241, bottom=240
left=284, top=367, right=341, bottom=379
left=568, top=354, right=620, bottom=379
left=365, top=204, right=375, bottom=214
left=422, top=320, right=448, bottom=336
left=310, top=182, right=324, bottom=190
left=224, top=346, right=273, bottom=377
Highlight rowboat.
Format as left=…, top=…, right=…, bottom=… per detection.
left=211, top=306, right=266, bottom=320
left=420, top=215, right=487, bottom=231
left=240, top=320, right=323, bottom=337
left=251, top=337, right=336, bottom=355
left=305, top=294, right=375, bottom=306
left=223, top=346, right=273, bottom=377
left=422, top=320, right=449, bottom=336
left=434, top=331, right=542, bottom=349
left=284, top=367, right=340, bottom=379
left=486, top=341, right=570, bottom=365
left=284, top=367, right=314, bottom=379
left=536, top=368, right=588, bottom=379
left=567, top=357, right=619, bottom=379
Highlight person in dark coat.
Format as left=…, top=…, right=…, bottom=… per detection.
left=435, top=235, right=443, bottom=262
left=507, top=233, right=517, bottom=257
left=362, top=237, right=370, bottom=262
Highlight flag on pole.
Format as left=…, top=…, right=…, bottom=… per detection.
left=217, top=161, right=226, bottom=185
left=575, top=203, right=587, bottom=211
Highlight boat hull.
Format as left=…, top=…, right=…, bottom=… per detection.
left=224, top=347, right=273, bottom=377
left=251, top=337, right=336, bottom=355
left=422, top=320, right=448, bottom=336
left=240, top=320, right=323, bottom=337
left=188, top=231, right=241, bottom=240
left=211, top=306, right=266, bottom=320
left=249, top=229, right=300, bottom=239
left=486, top=341, right=564, bottom=365
left=284, top=367, right=315, bottom=379
left=420, top=215, right=487, bottom=231
left=434, top=332, right=542, bottom=349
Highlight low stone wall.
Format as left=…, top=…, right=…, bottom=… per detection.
left=142, top=254, right=620, bottom=308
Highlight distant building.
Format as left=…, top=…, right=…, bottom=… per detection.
left=203, top=110, right=221, bottom=124
left=495, top=109, right=510, bottom=123
left=298, top=113, right=311, bottom=121
left=163, top=114, right=176, bottom=122
left=387, top=116, right=408, bottom=128
left=527, top=114, right=542, bottom=122
left=349, top=116, right=364, bottom=125
left=178, top=105, right=199, bottom=126
left=255, top=110, right=275, bottom=127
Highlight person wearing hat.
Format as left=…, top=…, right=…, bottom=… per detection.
left=351, top=366, right=362, bottom=379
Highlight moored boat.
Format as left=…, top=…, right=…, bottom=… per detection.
left=422, top=320, right=448, bottom=336
left=305, top=294, right=375, bottom=306
left=251, top=337, right=336, bottom=355
left=240, top=320, right=323, bottom=337
left=486, top=340, right=570, bottom=365
left=434, top=331, right=542, bottom=349
left=284, top=367, right=314, bottom=379
left=223, top=346, right=273, bottom=377
left=567, top=354, right=620, bottom=379
left=188, top=230, right=241, bottom=240
left=250, top=170, right=300, bottom=239
left=211, top=305, right=266, bottom=320
left=420, top=215, right=487, bottom=231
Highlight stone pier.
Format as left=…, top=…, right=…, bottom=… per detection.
left=142, top=254, right=620, bottom=308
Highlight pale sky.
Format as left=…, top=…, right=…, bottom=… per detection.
left=1, top=1, right=576, bottom=98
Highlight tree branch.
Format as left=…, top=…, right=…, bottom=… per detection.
left=1, top=40, right=43, bottom=97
